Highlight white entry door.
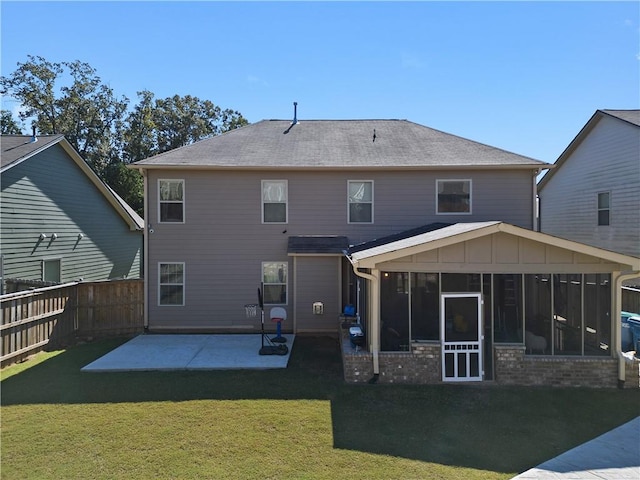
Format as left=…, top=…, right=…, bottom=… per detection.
left=441, top=293, right=483, bottom=382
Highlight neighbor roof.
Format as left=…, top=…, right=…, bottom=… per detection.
left=601, top=109, right=640, bottom=127
left=538, top=109, right=640, bottom=190
left=131, top=119, right=550, bottom=170
left=1, top=134, right=65, bottom=170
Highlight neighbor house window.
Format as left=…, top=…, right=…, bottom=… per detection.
left=348, top=180, right=373, bottom=223
left=42, top=259, right=61, bottom=283
left=437, top=179, right=471, bottom=214
left=262, top=180, right=287, bottom=223
left=159, top=262, right=184, bottom=306
left=262, top=262, right=287, bottom=304
left=159, top=179, right=184, bottom=223
left=597, top=192, right=610, bottom=226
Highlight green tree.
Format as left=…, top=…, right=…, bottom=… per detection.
left=2, top=56, right=249, bottom=216
left=0, top=110, right=22, bottom=134
left=122, top=90, right=248, bottom=163
left=0, top=55, right=129, bottom=177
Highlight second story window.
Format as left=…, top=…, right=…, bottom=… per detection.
left=159, top=179, right=184, bottom=223
left=262, top=180, right=288, bottom=223
left=437, top=179, right=471, bottom=214
left=597, top=192, right=610, bottom=226
left=348, top=180, right=373, bottom=223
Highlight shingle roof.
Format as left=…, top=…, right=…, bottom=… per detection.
left=132, top=119, right=548, bottom=170
left=601, top=110, right=640, bottom=127
left=288, top=235, right=350, bottom=255
left=1, top=134, right=65, bottom=170
left=349, top=222, right=452, bottom=253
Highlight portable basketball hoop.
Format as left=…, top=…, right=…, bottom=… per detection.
left=255, top=287, right=288, bottom=356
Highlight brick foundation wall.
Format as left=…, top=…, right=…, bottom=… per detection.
left=340, top=324, right=633, bottom=387
left=340, top=324, right=442, bottom=383
left=624, top=357, right=640, bottom=389
left=494, top=345, right=622, bottom=388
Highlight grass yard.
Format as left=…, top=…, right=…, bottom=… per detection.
left=1, top=336, right=639, bottom=480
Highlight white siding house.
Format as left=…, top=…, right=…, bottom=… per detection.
left=538, top=110, right=640, bottom=258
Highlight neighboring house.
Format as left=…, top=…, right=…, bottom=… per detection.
left=1, top=134, right=144, bottom=292
left=131, top=116, right=640, bottom=387
left=538, top=109, right=640, bottom=258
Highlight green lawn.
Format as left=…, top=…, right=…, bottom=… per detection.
left=1, top=336, right=638, bottom=480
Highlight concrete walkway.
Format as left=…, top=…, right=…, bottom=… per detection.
left=512, top=416, right=640, bottom=479
left=81, top=334, right=294, bottom=372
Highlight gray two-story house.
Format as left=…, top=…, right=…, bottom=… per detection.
left=1, top=134, right=144, bottom=292
left=132, top=117, right=640, bottom=387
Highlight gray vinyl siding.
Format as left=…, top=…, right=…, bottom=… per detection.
left=1, top=144, right=142, bottom=284
left=539, top=116, right=640, bottom=257
left=294, top=256, right=341, bottom=332
left=145, top=168, right=534, bottom=331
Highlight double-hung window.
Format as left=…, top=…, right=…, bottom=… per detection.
left=597, top=192, right=610, bottom=226
left=348, top=180, right=373, bottom=223
left=262, top=262, right=287, bottom=305
left=262, top=180, right=287, bottom=223
left=437, top=179, right=472, bottom=214
left=159, top=179, right=184, bottom=223
left=159, top=262, right=185, bottom=306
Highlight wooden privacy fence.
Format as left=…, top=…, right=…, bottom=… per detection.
left=622, top=286, right=640, bottom=314
left=1, top=279, right=144, bottom=367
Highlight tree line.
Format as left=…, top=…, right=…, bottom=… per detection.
left=1, top=55, right=248, bottom=214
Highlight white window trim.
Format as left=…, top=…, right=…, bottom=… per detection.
left=261, top=179, right=288, bottom=224
left=262, top=261, right=288, bottom=305
left=347, top=180, right=374, bottom=224
left=158, top=179, right=185, bottom=224
left=597, top=191, right=611, bottom=226
left=42, top=258, right=62, bottom=283
left=436, top=179, right=473, bottom=215
left=158, top=262, right=185, bottom=307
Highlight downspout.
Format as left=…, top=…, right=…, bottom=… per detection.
left=614, top=271, right=640, bottom=388
left=533, top=168, right=540, bottom=231
left=344, top=251, right=380, bottom=383
left=142, top=169, right=149, bottom=331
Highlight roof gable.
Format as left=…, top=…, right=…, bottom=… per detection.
left=538, top=109, right=640, bottom=190
left=1, top=134, right=143, bottom=230
left=349, top=221, right=640, bottom=271
left=131, top=119, right=549, bottom=170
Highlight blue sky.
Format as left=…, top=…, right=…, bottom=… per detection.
left=1, top=1, right=638, bottom=165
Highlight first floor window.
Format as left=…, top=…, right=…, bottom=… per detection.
left=437, top=179, right=471, bottom=214
left=159, top=262, right=184, bottom=306
left=597, top=192, right=610, bottom=226
left=348, top=180, right=373, bottom=223
left=159, top=179, right=184, bottom=223
left=42, top=259, right=61, bottom=283
left=262, top=180, right=287, bottom=223
left=262, top=262, right=287, bottom=304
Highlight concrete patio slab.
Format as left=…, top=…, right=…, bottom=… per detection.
left=81, top=334, right=295, bottom=372
left=512, top=416, right=640, bottom=480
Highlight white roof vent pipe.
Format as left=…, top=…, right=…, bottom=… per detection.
left=30, top=126, right=38, bottom=143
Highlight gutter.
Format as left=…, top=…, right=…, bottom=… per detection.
left=614, top=272, right=640, bottom=388
left=344, top=251, right=380, bottom=383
